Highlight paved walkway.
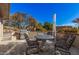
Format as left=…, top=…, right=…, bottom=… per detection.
left=0, top=40, right=26, bottom=55
left=0, top=40, right=26, bottom=45
left=4, top=44, right=17, bottom=55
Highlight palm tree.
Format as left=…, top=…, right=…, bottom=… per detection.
left=72, top=18, right=79, bottom=29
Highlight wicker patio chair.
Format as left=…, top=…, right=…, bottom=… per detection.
left=55, top=34, right=76, bottom=55
left=24, top=33, right=39, bottom=55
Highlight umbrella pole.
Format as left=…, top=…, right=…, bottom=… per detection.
left=53, top=13, right=57, bottom=54
left=53, top=13, right=56, bottom=43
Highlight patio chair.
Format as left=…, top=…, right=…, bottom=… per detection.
left=24, top=33, right=39, bottom=55
left=55, top=34, right=76, bottom=55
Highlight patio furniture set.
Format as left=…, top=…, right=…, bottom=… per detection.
left=24, top=32, right=76, bottom=55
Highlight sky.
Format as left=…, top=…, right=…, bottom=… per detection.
left=10, top=3, right=79, bottom=26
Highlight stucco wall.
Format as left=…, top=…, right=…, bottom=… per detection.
left=0, top=22, right=3, bottom=41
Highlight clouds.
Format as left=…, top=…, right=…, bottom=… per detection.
left=57, top=23, right=78, bottom=28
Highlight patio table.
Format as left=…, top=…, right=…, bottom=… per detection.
left=35, top=34, right=55, bottom=53
left=36, top=35, right=54, bottom=41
